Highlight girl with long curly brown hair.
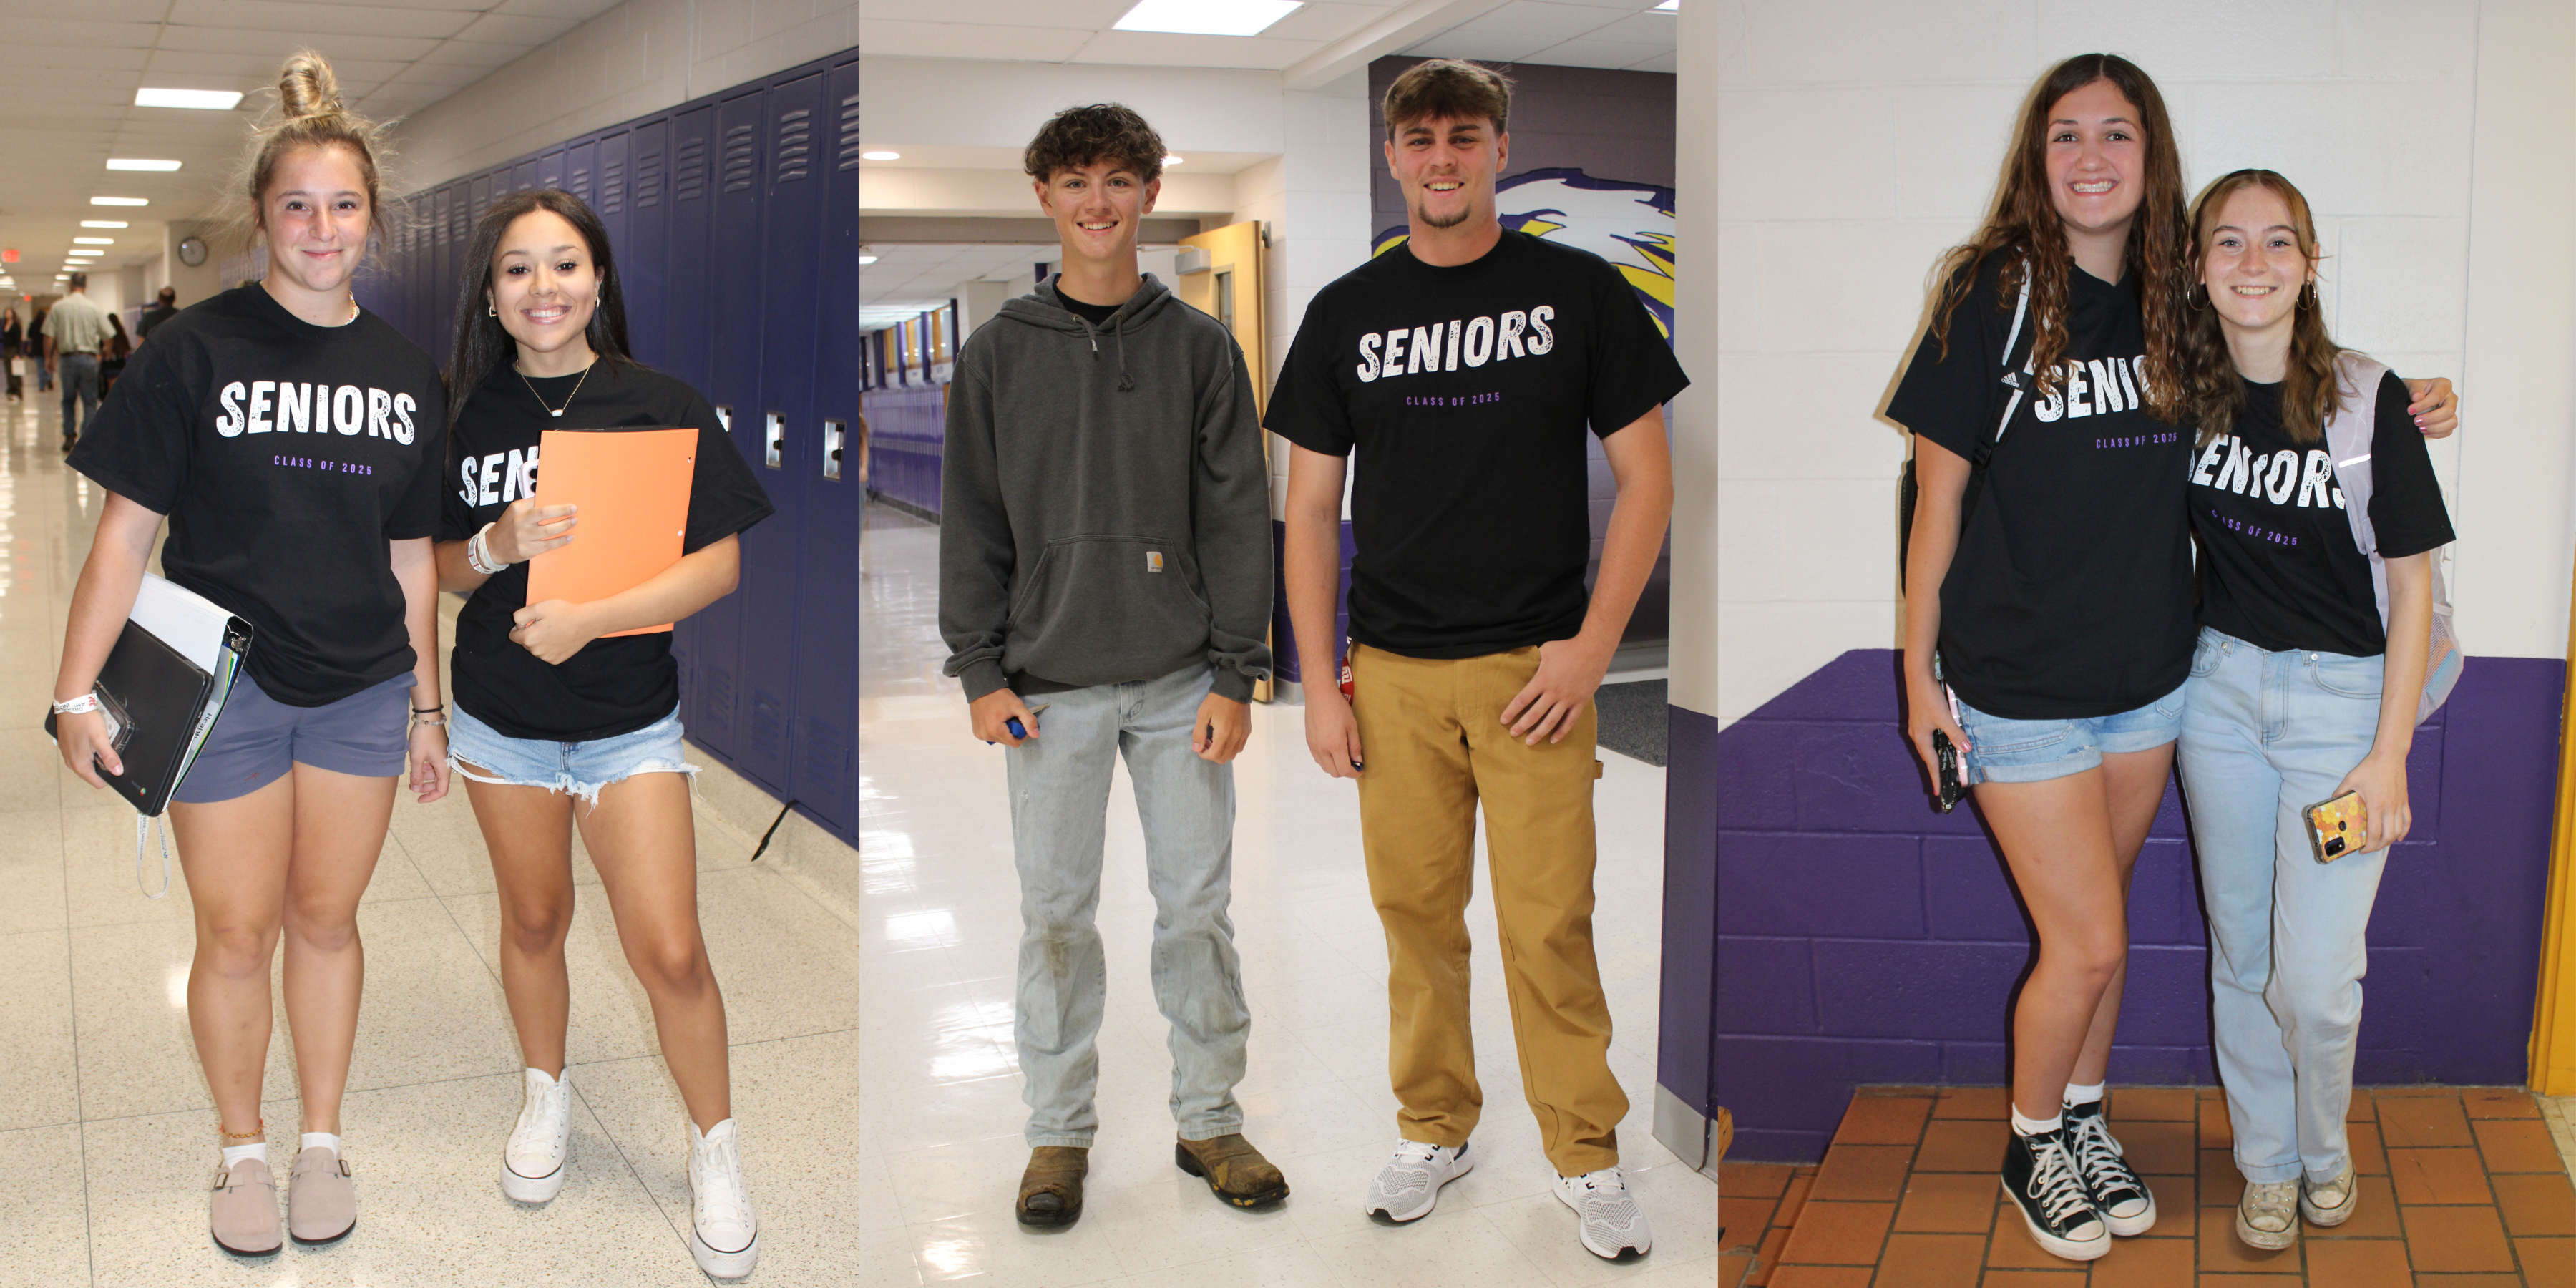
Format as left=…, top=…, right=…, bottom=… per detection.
left=1887, top=55, right=2458, bottom=1265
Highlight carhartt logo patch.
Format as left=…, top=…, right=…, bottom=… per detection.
left=1147, top=550, right=1163, bottom=572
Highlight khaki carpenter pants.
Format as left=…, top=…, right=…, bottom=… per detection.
left=1347, top=642, right=1626, bottom=1176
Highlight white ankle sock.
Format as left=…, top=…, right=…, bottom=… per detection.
left=301, top=1132, right=342, bottom=1157
left=220, top=1142, right=265, bottom=1169
left=2011, top=1107, right=2063, bottom=1136
left=2063, top=1081, right=2106, bottom=1108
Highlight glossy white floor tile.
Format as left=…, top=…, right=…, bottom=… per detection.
left=859, top=505, right=1717, bottom=1285
left=8, top=392, right=864, bottom=1283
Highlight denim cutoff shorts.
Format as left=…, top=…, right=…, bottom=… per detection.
left=448, top=703, right=698, bottom=806
left=1953, top=683, right=2186, bottom=786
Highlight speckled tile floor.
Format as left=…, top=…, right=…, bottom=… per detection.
left=858, top=504, right=1717, bottom=1286
left=6, top=384, right=862, bottom=1282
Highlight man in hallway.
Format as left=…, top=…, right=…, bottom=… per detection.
left=940, top=102, right=1284, bottom=1229
left=1270, top=59, right=1684, bottom=1263
left=137, top=286, right=180, bottom=341
left=43, top=273, right=109, bottom=452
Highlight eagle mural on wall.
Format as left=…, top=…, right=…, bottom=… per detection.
left=1372, top=167, right=1677, bottom=343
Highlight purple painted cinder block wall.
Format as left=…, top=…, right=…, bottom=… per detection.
left=1716, top=648, right=2565, bottom=1163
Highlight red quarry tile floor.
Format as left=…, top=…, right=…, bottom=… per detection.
left=1719, top=1086, right=2576, bottom=1287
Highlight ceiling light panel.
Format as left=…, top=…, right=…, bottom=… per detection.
left=91, top=197, right=149, bottom=207
left=74, top=238, right=114, bottom=245
left=1113, top=0, right=1303, bottom=37
left=107, top=159, right=182, bottom=171
left=81, top=222, right=128, bottom=229
left=135, top=87, right=243, bottom=109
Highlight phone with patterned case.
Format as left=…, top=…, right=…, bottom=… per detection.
left=2306, top=790, right=2368, bottom=862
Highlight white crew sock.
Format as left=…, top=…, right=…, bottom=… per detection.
left=2011, top=1107, right=2063, bottom=1137
left=301, top=1131, right=343, bottom=1157
left=220, top=1141, right=266, bottom=1169
left=2062, top=1081, right=2107, bottom=1108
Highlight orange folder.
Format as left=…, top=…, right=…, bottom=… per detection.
left=525, top=426, right=698, bottom=638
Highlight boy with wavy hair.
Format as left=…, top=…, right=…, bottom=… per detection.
left=940, top=102, right=1283, bottom=1229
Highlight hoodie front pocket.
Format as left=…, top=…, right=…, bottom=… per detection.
left=1007, top=535, right=1211, bottom=672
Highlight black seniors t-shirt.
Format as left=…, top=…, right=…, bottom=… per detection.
left=1264, top=231, right=1689, bottom=658
left=69, top=285, right=444, bottom=706
left=2188, top=371, right=2454, bottom=656
left=439, top=359, right=774, bottom=742
left=1886, top=253, right=2195, bottom=721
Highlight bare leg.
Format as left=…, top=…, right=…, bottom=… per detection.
left=462, top=769, right=580, bottom=1078
left=1976, top=768, right=2130, bottom=1123
left=276, top=763, right=395, bottom=1135
left=170, top=776, right=296, bottom=1139
left=576, top=773, right=731, bottom=1131
left=2066, top=743, right=2176, bottom=1088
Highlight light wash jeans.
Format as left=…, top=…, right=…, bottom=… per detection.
left=1005, top=663, right=1248, bottom=1148
left=2177, top=626, right=2393, bottom=1186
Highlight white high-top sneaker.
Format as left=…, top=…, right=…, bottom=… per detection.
left=688, top=1118, right=759, bottom=1279
left=502, top=1067, right=573, bottom=1203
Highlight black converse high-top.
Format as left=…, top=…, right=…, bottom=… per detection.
left=2063, top=1098, right=2157, bottom=1236
left=2001, top=1124, right=2109, bottom=1261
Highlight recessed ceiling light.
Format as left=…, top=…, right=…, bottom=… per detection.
left=1113, top=0, right=1302, bottom=37
left=81, top=221, right=128, bottom=229
left=136, top=87, right=242, bottom=109
left=92, top=197, right=148, bottom=207
left=861, top=150, right=900, bottom=161
left=74, top=237, right=113, bottom=245
left=107, top=158, right=182, bottom=172
left=1654, top=0, right=1676, bottom=9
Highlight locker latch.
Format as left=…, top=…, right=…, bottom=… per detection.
left=822, top=420, right=846, bottom=481
left=714, top=405, right=733, bottom=432
left=763, top=412, right=784, bottom=469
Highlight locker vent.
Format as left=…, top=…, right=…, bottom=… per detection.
left=701, top=665, right=736, bottom=734
left=748, top=691, right=788, bottom=764
left=799, top=716, right=851, bottom=797
left=775, top=107, right=811, bottom=183
left=837, top=91, right=859, bottom=171
left=602, top=161, right=625, bottom=214
left=675, top=137, right=707, bottom=202
left=638, top=152, right=665, bottom=208
left=571, top=166, right=591, bottom=203
left=721, top=122, right=756, bottom=193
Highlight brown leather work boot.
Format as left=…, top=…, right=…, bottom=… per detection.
left=1174, top=1134, right=1290, bottom=1209
left=1016, top=1146, right=1089, bottom=1227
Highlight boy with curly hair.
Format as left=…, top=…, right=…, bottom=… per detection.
left=940, top=102, right=1283, bottom=1228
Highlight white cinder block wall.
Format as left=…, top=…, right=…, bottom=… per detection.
left=1713, top=0, right=2576, bottom=727
left=391, top=0, right=859, bottom=191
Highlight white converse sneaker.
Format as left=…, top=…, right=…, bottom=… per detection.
left=1555, top=1166, right=1652, bottom=1260
left=688, top=1118, right=758, bottom=1279
left=1363, top=1138, right=1473, bottom=1224
left=501, top=1068, right=573, bottom=1203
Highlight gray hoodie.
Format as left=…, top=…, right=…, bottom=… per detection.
left=939, top=273, right=1273, bottom=703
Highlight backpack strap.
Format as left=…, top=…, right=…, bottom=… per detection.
left=2323, top=351, right=2462, bottom=722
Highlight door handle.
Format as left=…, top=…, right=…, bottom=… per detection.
left=763, top=412, right=784, bottom=469
left=822, top=419, right=845, bottom=481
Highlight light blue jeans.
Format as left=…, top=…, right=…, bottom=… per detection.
left=2177, top=627, right=2391, bottom=1186
left=1005, top=663, right=1248, bottom=1148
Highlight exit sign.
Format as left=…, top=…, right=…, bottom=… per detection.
left=1, top=250, right=16, bottom=263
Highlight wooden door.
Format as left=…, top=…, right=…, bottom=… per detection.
left=1174, top=220, right=1275, bottom=701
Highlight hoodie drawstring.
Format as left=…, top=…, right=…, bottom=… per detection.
left=1114, top=314, right=1134, bottom=392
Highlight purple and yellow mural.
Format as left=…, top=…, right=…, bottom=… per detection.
left=1372, top=167, right=1678, bottom=343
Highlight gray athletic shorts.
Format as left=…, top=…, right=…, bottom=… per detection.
left=170, top=671, right=415, bottom=804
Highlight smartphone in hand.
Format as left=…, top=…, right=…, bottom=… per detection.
left=2306, top=790, right=2367, bottom=862
left=1931, top=728, right=1967, bottom=814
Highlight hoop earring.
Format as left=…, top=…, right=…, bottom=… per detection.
left=487, top=302, right=497, bottom=317
left=2302, top=283, right=2318, bottom=311
left=2189, top=283, right=2207, bottom=312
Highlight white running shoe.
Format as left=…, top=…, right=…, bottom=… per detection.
left=688, top=1118, right=759, bottom=1279
left=1363, top=1138, right=1474, bottom=1224
left=1555, top=1166, right=1653, bottom=1260
left=501, top=1067, right=574, bottom=1204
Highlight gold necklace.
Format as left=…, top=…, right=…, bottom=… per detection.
left=519, top=361, right=595, bottom=419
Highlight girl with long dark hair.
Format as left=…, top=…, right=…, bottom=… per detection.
left=51, top=50, right=448, bottom=1257
left=1888, top=55, right=2457, bottom=1263
left=431, top=187, right=773, bottom=1279
left=2173, top=170, right=2451, bottom=1252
